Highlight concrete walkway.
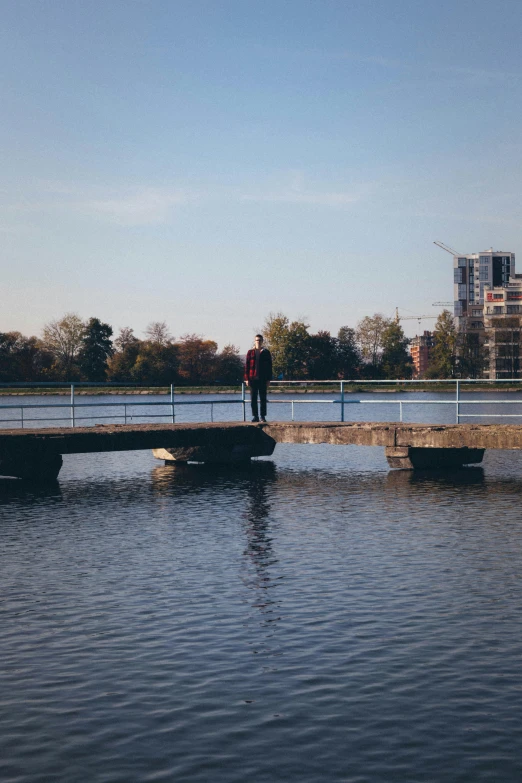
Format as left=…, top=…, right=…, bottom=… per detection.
left=2, top=421, right=522, bottom=480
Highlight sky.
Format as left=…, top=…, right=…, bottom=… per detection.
left=2, top=0, right=522, bottom=351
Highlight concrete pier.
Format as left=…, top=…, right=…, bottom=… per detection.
left=2, top=421, right=522, bottom=480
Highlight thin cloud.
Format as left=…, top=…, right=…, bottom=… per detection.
left=241, top=189, right=362, bottom=207
left=3, top=177, right=371, bottom=225
left=240, top=172, right=372, bottom=207
left=259, top=44, right=521, bottom=84
left=400, top=208, right=522, bottom=226
left=83, top=187, right=194, bottom=226
left=1, top=183, right=197, bottom=227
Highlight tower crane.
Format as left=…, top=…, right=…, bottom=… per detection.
left=432, top=301, right=453, bottom=307
left=400, top=315, right=437, bottom=321
left=394, top=307, right=437, bottom=325
left=434, top=240, right=462, bottom=256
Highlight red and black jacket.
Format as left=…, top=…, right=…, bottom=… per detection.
left=244, top=348, right=273, bottom=383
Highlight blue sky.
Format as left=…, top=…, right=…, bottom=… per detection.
left=2, top=0, right=522, bottom=350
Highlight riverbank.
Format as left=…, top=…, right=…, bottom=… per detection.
left=2, top=384, right=522, bottom=395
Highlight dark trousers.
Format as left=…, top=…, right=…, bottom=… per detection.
left=249, top=380, right=268, bottom=419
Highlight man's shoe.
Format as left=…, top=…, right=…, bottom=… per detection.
left=251, top=417, right=259, bottom=423
left=260, top=417, right=267, bottom=423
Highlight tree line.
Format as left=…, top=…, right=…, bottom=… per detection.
left=0, top=315, right=244, bottom=385
left=0, top=308, right=480, bottom=384
left=265, top=310, right=485, bottom=380
left=0, top=311, right=418, bottom=384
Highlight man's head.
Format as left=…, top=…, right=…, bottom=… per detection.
left=254, top=334, right=264, bottom=348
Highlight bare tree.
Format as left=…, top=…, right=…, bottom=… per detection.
left=145, top=321, right=173, bottom=346
left=355, top=314, right=392, bottom=366
left=42, top=313, right=85, bottom=377
left=115, top=326, right=138, bottom=352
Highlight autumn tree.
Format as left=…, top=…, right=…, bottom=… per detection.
left=42, top=313, right=85, bottom=378
left=177, top=334, right=218, bottom=384
left=106, top=339, right=143, bottom=382
left=0, top=332, right=52, bottom=381
left=263, top=313, right=311, bottom=379
left=215, top=344, right=244, bottom=385
left=129, top=342, right=179, bottom=385
left=262, top=313, right=290, bottom=378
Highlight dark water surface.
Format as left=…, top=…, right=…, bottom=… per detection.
left=2, top=398, right=522, bottom=781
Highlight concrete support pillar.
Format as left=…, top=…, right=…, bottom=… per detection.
left=385, top=446, right=485, bottom=470
left=153, top=430, right=276, bottom=465
left=0, top=452, right=63, bottom=481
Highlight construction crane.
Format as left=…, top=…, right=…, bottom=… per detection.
left=394, top=308, right=437, bottom=325
left=433, top=240, right=461, bottom=256
left=432, top=301, right=452, bottom=307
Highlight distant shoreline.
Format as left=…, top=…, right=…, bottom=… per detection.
left=2, top=386, right=522, bottom=396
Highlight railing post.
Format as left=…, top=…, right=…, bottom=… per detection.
left=210, top=402, right=214, bottom=422
left=71, top=383, right=75, bottom=428
left=124, top=404, right=127, bottom=425
left=241, top=382, right=246, bottom=421
left=341, top=380, right=345, bottom=422
left=170, top=383, right=175, bottom=423
left=291, top=400, right=294, bottom=421
left=21, top=407, right=24, bottom=429
left=456, top=379, right=460, bottom=424
left=399, top=401, right=403, bottom=422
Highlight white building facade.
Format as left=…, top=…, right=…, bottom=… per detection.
left=453, top=249, right=515, bottom=323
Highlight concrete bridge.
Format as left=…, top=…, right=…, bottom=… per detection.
left=2, top=421, right=522, bottom=481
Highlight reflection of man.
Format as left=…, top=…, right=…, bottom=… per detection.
left=244, top=334, right=273, bottom=423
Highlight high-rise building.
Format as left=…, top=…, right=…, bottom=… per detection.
left=453, top=249, right=515, bottom=324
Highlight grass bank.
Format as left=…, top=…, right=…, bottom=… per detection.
left=2, top=382, right=522, bottom=395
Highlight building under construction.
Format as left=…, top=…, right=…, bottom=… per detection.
left=410, top=331, right=434, bottom=378
left=447, top=245, right=521, bottom=379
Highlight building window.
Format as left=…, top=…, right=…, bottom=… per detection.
left=480, top=256, right=490, bottom=264
left=494, top=306, right=503, bottom=314
left=458, top=257, right=467, bottom=267
left=479, top=269, right=489, bottom=280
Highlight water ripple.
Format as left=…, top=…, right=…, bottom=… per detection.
left=2, top=449, right=522, bottom=781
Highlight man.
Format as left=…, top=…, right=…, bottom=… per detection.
left=244, top=334, right=273, bottom=423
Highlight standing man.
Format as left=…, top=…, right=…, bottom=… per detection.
left=244, top=334, right=273, bottom=423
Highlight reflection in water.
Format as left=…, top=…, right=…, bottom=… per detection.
left=386, top=466, right=486, bottom=491
left=0, top=478, right=62, bottom=505
left=150, top=459, right=276, bottom=497
left=151, top=460, right=280, bottom=604
left=5, top=450, right=522, bottom=781
left=242, top=462, right=278, bottom=603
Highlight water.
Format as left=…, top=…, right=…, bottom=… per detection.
left=2, top=396, right=522, bottom=781
left=3, top=388, right=522, bottom=428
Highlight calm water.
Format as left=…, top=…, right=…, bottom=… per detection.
left=2, top=395, right=522, bottom=781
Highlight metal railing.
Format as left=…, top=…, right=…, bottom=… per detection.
left=1, top=379, right=522, bottom=429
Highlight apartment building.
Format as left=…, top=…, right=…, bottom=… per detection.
left=453, top=249, right=515, bottom=324
left=410, top=331, right=434, bottom=378
left=480, top=275, right=522, bottom=378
